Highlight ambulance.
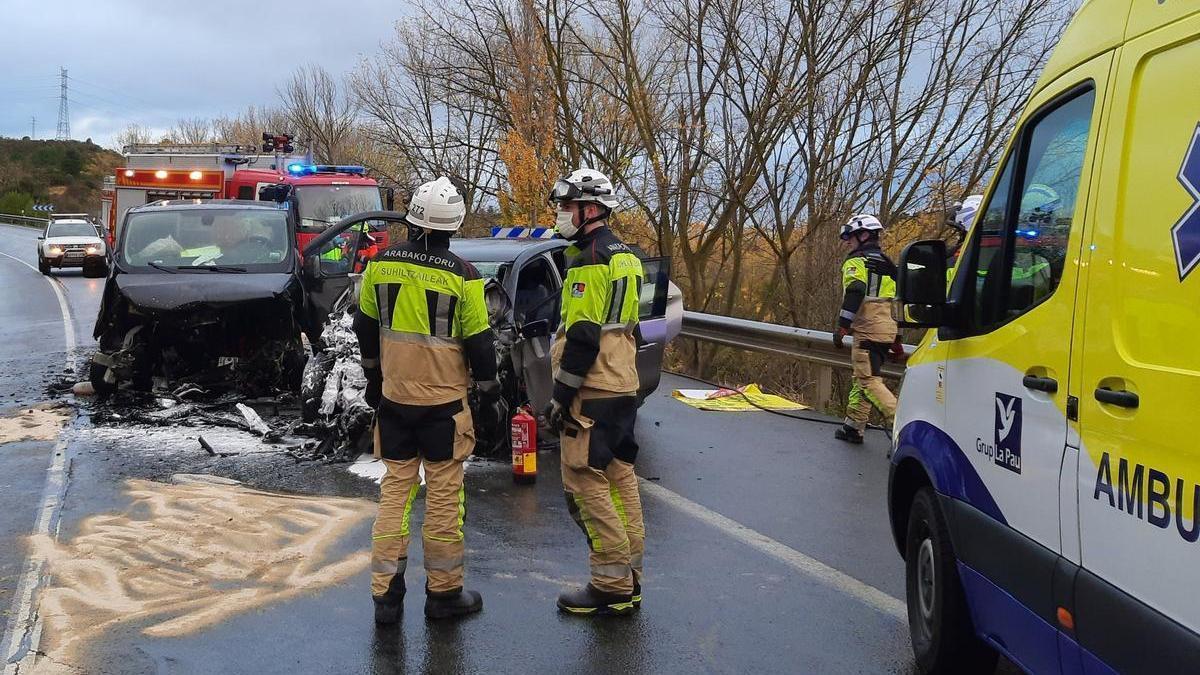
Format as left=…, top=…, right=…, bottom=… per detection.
left=889, top=1, right=1200, bottom=672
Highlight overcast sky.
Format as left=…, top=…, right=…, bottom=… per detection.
left=0, top=0, right=405, bottom=147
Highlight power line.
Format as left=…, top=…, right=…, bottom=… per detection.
left=31, top=116, right=36, bottom=139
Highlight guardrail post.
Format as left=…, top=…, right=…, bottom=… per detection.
left=816, top=364, right=834, bottom=411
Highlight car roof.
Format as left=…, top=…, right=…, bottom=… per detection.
left=127, top=199, right=286, bottom=214
left=47, top=219, right=90, bottom=225
left=449, top=237, right=566, bottom=262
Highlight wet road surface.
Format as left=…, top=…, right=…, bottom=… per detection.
left=0, top=221, right=946, bottom=674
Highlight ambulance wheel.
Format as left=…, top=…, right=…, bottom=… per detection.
left=904, top=487, right=997, bottom=675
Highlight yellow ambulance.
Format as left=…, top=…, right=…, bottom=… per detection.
left=889, top=1, right=1200, bottom=672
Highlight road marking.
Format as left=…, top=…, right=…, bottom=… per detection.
left=638, top=479, right=908, bottom=623
left=0, top=245, right=78, bottom=673
left=0, top=250, right=76, bottom=368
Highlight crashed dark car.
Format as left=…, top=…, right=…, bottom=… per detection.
left=301, top=213, right=683, bottom=457
left=90, top=200, right=361, bottom=396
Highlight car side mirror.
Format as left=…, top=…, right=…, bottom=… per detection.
left=37, top=236, right=44, bottom=240
left=520, top=318, right=550, bottom=339
left=897, top=239, right=948, bottom=327
left=303, top=253, right=323, bottom=279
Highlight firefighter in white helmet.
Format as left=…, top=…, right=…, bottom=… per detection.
left=353, top=176, right=502, bottom=623
left=543, top=167, right=646, bottom=616
left=833, top=214, right=902, bottom=444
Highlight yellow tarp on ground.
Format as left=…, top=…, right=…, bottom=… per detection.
left=671, top=384, right=807, bottom=412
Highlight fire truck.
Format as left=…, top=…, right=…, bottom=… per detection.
left=99, top=135, right=393, bottom=251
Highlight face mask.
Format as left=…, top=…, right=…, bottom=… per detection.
left=555, top=208, right=579, bottom=239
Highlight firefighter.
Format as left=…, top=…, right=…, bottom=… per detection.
left=542, top=168, right=645, bottom=616
left=948, top=194, right=983, bottom=276
left=353, top=176, right=503, bottom=624
left=833, top=214, right=903, bottom=444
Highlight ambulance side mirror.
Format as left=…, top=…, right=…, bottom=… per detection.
left=897, top=239, right=947, bottom=328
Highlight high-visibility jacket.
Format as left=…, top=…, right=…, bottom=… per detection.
left=356, top=241, right=496, bottom=406
left=838, top=243, right=898, bottom=344
left=551, top=226, right=643, bottom=397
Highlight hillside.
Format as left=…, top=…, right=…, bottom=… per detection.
left=0, top=138, right=122, bottom=217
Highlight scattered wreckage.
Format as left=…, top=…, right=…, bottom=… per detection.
left=87, top=207, right=683, bottom=461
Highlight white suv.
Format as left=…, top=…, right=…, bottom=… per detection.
left=38, top=216, right=108, bottom=277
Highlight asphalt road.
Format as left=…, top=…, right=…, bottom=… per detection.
left=0, top=221, right=931, bottom=674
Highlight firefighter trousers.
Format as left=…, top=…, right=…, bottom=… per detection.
left=560, top=389, right=644, bottom=595
left=845, top=342, right=897, bottom=432
left=370, top=396, right=475, bottom=597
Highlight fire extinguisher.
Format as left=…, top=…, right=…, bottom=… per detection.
left=511, top=406, right=537, bottom=484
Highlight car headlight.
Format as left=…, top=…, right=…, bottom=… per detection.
left=48, top=246, right=62, bottom=255
left=86, top=246, right=99, bottom=255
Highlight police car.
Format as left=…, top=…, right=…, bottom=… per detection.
left=37, top=214, right=107, bottom=277
left=888, top=2, right=1200, bottom=673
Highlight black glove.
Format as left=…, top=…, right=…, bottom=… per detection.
left=889, top=336, right=905, bottom=359
left=364, top=366, right=382, bottom=408
left=474, top=380, right=504, bottom=431
left=833, top=327, right=848, bottom=349
left=540, top=399, right=569, bottom=434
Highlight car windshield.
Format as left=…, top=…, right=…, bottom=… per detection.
left=121, top=209, right=291, bottom=271
left=471, top=262, right=508, bottom=280
left=47, top=222, right=97, bottom=238
left=295, top=185, right=382, bottom=231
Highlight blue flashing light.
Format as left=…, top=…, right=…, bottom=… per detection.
left=1016, top=228, right=1040, bottom=240
left=287, top=163, right=309, bottom=175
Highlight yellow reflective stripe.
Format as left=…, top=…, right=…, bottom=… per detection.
left=609, top=483, right=628, bottom=528
left=426, top=535, right=461, bottom=543
left=573, top=494, right=604, bottom=552
left=457, top=486, right=466, bottom=532
left=401, top=483, right=420, bottom=537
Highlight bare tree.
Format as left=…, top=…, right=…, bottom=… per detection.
left=169, top=118, right=213, bottom=144
left=111, top=123, right=155, bottom=152
left=279, top=65, right=360, bottom=163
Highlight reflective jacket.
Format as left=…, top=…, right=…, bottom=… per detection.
left=838, top=243, right=898, bottom=344
left=551, top=226, right=643, bottom=397
left=355, top=241, right=496, bottom=406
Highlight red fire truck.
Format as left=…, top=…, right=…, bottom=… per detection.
left=100, top=138, right=393, bottom=251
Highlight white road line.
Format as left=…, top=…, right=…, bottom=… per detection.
left=0, top=250, right=76, bottom=368
left=638, top=479, right=908, bottom=623
left=0, top=247, right=78, bottom=673
left=1, top=436, right=70, bottom=674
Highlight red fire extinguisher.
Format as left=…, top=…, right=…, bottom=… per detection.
left=511, top=406, right=537, bottom=484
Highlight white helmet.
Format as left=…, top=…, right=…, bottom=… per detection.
left=406, top=176, right=465, bottom=232
left=839, top=214, right=884, bottom=240
left=547, top=168, right=620, bottom=210
left=951, top=194, right=984, bottom=232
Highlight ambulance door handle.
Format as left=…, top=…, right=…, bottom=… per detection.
left=1022, top=375, right=1058, bottom=393
left=1094, top=387, right=1139, bottom=409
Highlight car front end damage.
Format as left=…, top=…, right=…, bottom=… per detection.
left=91, top=274, right=309, bottom=396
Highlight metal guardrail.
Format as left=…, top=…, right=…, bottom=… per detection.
left=0, top=214, right=50, bottom=229
left=678, top=311, right=918, bottom=407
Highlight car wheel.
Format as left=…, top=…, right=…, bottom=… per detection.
left=89, top=359, right=118, bottom=397
left=905, top=487, right=998, bottom=675
left=38, top=257, right=50, bottom=275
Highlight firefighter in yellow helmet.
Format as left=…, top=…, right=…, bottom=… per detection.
left=353, top=177, right=503, bottom=623
left=833, top=214, right=902, bottom=444
left=543, top=168, right=645, bottom=616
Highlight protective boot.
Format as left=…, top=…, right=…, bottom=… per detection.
left=557, top=584, right=635, bottom=616
left=632, top=571, right=642, bottom=609
left=373, top=575, right=406, bottom=625
left=424, top=587, right=482, bottom=620
left=834, top=424, right=864, bottom=444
